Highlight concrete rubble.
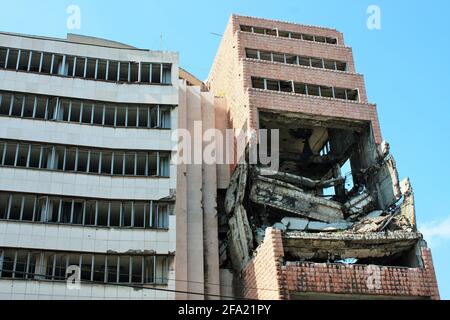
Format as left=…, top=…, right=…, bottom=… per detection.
left=221, top=140, right=420, bottom=271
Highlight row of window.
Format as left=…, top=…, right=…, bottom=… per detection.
left=251, top=77, right=359, bottom=101
left=0, top=47, right=172, bottom=84
left=0, top=249, right=170, bottom=285
left=245, top=48, right=347, bottom=71
left=0, top=140, right=171, bottom=177
left=0, top=90, right=172, bottom=129
left=0, top=192, right=172, bottom=229
left=240, top=25, right=338, bottom=45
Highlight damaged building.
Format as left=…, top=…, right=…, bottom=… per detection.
left=207, top=15, right=440, bottom=300
left=0, top=14, right=440, bottom=300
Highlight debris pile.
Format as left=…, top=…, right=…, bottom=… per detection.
left=220, top=140, right=418, bottom=271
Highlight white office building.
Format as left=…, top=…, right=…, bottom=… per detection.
left=0, top=32, right=179, bottom=299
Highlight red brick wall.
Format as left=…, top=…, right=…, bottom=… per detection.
left=240, top=230, right=439, bottom=300
left=282, top=246, right=440, bottom=300
left=243, top=59, right=368, bottom=102
left=238, top=32, right=356, bottom=73
left=234, top=15, right=345, bottom=46
left=248, top=89, right=382, bottom=144
left=240, top=228, right=286, bottom=300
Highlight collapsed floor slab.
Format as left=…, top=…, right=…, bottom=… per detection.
left=283, top=230, right=421, bottom=260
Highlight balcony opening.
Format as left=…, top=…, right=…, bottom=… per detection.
left=336, top=61, right=347, bottom=71
left=286, top=54, right=297, bottom=64
left=81, top=103, right=93, bottom=124
left=69, top=100, right=81, bottom=122
left=64, top=56, right=75, bottom=76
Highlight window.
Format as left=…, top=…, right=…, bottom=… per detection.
left=321, top=86, right=334, bottom=98
left=108, top=61, right=118, bottom=81
left=266, top=79, right=279, bottom=91
left=85, top=58, right=96, bottom=79
left=272, top=52, right=285, bottom=63
left=286, top=54, right=297, bottom=64
left=74, top=57, right=86, bottom=77
left=311, top=58, right=323, bottom=68
left=119, top=62, right=129, bottom=82
left=162, top=64, right=171, bottom=84
left=51, top=55, right=64, bottom=75
left=246, top=49, right=258, bottom=59
left=260, top=51, right=272, bottom=61
left=0, top=92, right=12, bottom=115
left=252, top=78, right=265, bottom=89
left=0, top=48, right=7, bottom=68
left=5, top=49, right=18, bottom=70
left=299, top=56, right=310, bottom=67
left=151, top=64, right=161, bottom=84
left=97, top=60, right=107, bottom=80
left=40, top=53, right=52, bottom=74
left=280, top=81, right=293, bottom=93
left=29, top=52, right=41, bottom=72
left=17, top=50, right=30, bottom=71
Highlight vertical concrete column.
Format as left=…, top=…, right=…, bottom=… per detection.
left=201, top=92, right=220, bottom=299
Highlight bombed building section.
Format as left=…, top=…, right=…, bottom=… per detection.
left=221, top=113, right=421, bottom=272
left=207, top=15, right=439, bottom=300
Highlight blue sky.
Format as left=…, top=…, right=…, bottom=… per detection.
left=1, top=0, right=449, bottom=299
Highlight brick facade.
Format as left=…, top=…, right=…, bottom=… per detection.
left=241, top=228, right=440, bottom=300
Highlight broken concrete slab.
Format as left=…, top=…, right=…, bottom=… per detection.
left=281, top=217, right=309, bottom=231
left=227, top=204, right=253, bottom=271
left=344, top=191, right=374, bottom=215
left=273, top=223, right=287, bottom=232
left=250, top=176, right=345, bottom=223
left=366, top=210, right=384, bottom=219
left=307, top=221, right=352, bottom=232
left=283, top=230, right=421, bottom=260
left=255, top=167, right=344, bottom=189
